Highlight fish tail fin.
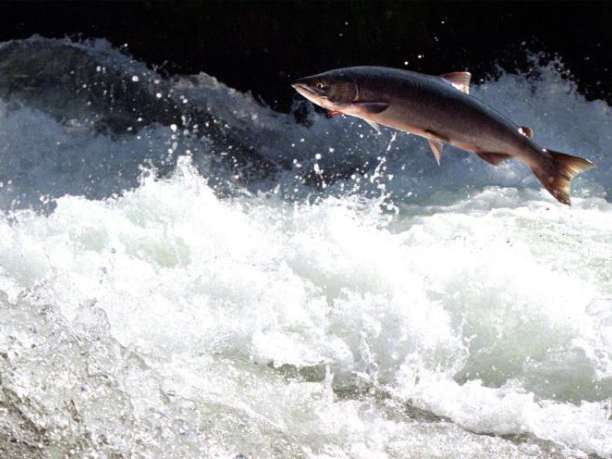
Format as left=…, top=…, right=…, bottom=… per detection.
left=531, top=150, right=594, bottom=205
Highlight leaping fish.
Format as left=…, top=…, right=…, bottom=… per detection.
left=292, top=66, right=593, bottom=205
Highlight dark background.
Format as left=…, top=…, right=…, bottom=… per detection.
left=0, top=1, right=610, bottom=111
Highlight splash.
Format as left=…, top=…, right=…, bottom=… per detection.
left=0, top=38, right=611, bottom=458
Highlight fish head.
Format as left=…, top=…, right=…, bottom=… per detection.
left=292, top=70, right=357, bottom=112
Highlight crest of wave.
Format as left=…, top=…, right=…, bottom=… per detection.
left=0, top=157, right=610, bottom=457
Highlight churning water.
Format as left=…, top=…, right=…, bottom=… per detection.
left=0, top=38, right=610, bottom=458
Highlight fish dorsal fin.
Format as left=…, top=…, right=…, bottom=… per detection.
left=440, top=72, right=471, bottom=94
left=365, top=119, right=381, bottom=134
left=427, top=139, right=444, bottom=165
left=477, top=152, right=512, bottom=166
left=519, top=126, right=533, bottom=138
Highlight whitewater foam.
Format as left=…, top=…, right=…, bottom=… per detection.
left=1, top=156, right=610, bottom=457
left=0, top=38, right=611, bottom=458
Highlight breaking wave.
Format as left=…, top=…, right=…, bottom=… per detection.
left=0, top=37, right=610, bottom=458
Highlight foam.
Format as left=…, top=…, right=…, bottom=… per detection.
left=1, top=157, right=610, bottom=457
left=0, top=38, right=611, bottom=458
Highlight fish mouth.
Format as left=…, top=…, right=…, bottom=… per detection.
left=291, top=81, right=327, bottom=98
left=291, top=82, right=317, bottom=96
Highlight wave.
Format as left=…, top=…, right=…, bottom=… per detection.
left=0, top=37, right=610, bottom=212
left=0, top=37, right=611, bottom=458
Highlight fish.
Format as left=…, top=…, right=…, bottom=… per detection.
left=291, top=66, right=593, bottom=205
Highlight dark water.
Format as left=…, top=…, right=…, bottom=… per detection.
left=1, top=1, right=612, bottom=111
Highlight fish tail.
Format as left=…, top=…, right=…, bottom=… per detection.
left=531, top=150, right=594, bottom=205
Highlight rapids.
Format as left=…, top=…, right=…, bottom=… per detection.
left=0, top=38, right=610, bottom=458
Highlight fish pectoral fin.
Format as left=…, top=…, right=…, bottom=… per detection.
left=476, top=152, right=512, bottom=166
left=427, top=139, right=444, bottom=165
left=518, top=126, right=533, bottom=138
left=365, top=119, right=381, bottom=134
left=440, top=71, right=471, bottom=94
left=354, top=101, right=389, bottom=114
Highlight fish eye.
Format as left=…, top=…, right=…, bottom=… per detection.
left=316, top=82, right=328, bottom=91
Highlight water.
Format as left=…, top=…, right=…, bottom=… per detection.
left=0, top=37, right=610, bottom=458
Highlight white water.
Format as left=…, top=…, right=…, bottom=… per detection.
left=0, top=39, right=611, bottom=458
